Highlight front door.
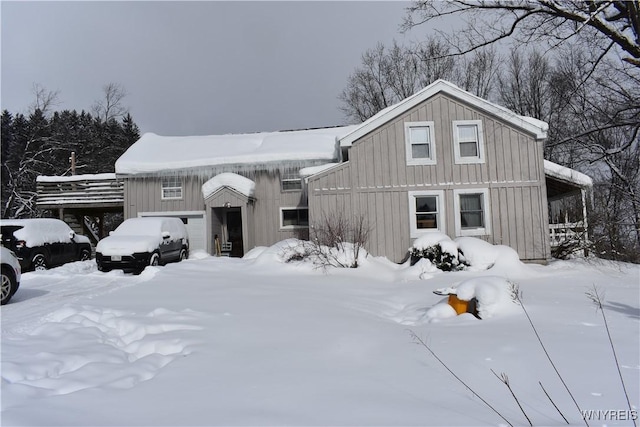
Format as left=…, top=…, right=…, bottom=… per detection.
left=225, top=209, right=244, bottom=257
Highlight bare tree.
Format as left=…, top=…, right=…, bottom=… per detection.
left=453, top=45, right=500, bottom=99
left=92, top=83, right=128, bottom=122
left=339, top=37, right=457, bottom=122
left=403, top=1, right=640, bottom=68
left=29, top=83, right=60, bottom=117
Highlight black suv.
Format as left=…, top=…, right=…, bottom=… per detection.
left=0, top=218, right=92, bottom=271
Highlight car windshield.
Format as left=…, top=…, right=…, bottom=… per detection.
left=113, top=219, right=162, bottom=237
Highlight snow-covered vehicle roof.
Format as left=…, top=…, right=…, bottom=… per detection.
left=0, top=218, right=90, bottom=247
left=96, top=217, right=189, bottom=256
left=116, top=126, right=359, bottom=175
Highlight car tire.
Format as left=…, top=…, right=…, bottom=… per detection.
left=32, top=253, right=48, bottom=271
left=1, top=266, right=16, bottom=305
left=79, top=248, right=91, bottom=261
left=179, top=249, right=187, bottom=262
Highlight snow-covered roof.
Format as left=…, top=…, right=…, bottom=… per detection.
left=340, top=80, right=548, bottom=146
left=116, top=126, right=359, bottom=175
left=299, top=163, right=340, bottom=178
left=202, top=173, right=256, bottom=199
left=544, top=160, right=593, bottom=187
left=37, top=173, right=116, bottom=183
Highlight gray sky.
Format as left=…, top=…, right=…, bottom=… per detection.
left=2, top=1, right=436, bottom=136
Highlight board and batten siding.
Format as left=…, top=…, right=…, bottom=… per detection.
left=123, top=176, right=205, bottom=219
left=308, top=92, right=550, bottom=263
left=122, top=170, right=310, bottom=255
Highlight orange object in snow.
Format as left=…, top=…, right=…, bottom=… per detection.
left=448, top=294, right=469, bottom=315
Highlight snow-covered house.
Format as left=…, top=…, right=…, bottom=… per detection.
left=115, top=80, right=591, bottom=261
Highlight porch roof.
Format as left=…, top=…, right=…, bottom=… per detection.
left=544, top=160, right=593, bottom=199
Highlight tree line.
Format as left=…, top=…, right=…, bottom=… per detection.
left=340, top=1, right=639, bottom=262
left=1, top=84, right=140, bottom=219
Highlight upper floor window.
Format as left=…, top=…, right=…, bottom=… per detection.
left=405, top=121, right=436, bottom=165
left=281, top=170, right=302, bottom=191
left=161, top=176, right=182, bottom=200
left=453, top=120, right=485, bottom=164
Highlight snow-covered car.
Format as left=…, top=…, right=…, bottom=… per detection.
left=1, top=246, right=21, bottom=305
left=0, top=218, right=92, bottom=271
left=96, top=217, right=189, bottom=274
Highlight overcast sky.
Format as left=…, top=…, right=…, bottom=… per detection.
left=2, top=1, right=438, bottom=136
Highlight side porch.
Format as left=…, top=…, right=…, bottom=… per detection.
left=544, top=161, right=593, bottom=257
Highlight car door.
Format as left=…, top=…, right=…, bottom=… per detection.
left=159, top=221, right=180, bottom=261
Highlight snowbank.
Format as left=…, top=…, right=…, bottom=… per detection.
left=455, top=237, right=523, bottom=273
left=249, top=239, right=370, bottom=269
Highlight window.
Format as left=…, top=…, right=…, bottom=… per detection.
left=281, top=170, right=302, bottom=191
left=280, top=207, right=309, bottom=229
left=405, top=121, right=436, bottom=165
left=408, top=190, right=445, bottom=237
left=161, top=176, right=182, bottom=200
left=453, top=189, right=491, bottom=236
left=453, top=120, right=485, bottom=164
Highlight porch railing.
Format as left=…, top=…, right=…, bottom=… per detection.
left=549, top=222, right=587, bottom=247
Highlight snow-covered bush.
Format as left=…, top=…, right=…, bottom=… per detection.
left=409, top=233, right=467, bottom=271
left=301, top=211, right=371, bottom=268
left=408, top=234, right=523, bottom=273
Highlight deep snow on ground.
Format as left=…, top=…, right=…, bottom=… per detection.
left=1, top=249, right=638, bottom=426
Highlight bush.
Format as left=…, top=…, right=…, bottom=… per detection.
left=282, top=211, right=371, bottom=268
left=409, top=243, right=467, bottom=271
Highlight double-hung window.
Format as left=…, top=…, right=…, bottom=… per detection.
left=408, top=190, right=445, bottom=237
left=453, top=189, right=491, bottom=236
left=281, top=170, right=302, bottom=191
left=161, top=176, right=182, bottom=200
left=405, top=121, right=436, bottom=165
left=280, top=207, right=309, bottom=229
left=453, top=120, right=485, bottom=164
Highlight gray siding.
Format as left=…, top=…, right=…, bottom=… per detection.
left=123, top=170, right=310, bottom=255
left=308, top=93, right=550, bottom=262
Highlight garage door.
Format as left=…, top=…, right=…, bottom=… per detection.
left=139, top=211, right=206, bottom=253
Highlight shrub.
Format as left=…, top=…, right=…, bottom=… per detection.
left=409, top=243, right=467, bottom=271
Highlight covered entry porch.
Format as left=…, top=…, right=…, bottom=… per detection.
left=203, top=174, right=256, bottom=257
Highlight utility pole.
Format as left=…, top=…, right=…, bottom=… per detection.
left=69, top=152, right=76, bottom=175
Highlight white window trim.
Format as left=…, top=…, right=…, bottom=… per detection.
left=281, top=170, right=303, bottom=192
left=408, top=190, right=446, bottom=238
left=161, top=177, right=183, bottom=200
left=405, top=121, right=436, bottom=165
left=279, top=207, right=309, bottom=230
left=453, top=188, right=491, bottom=236
left=453, top=120, right=485, bottom=164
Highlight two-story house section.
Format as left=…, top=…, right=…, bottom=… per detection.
left=307, top=80, right=583, bottom=263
